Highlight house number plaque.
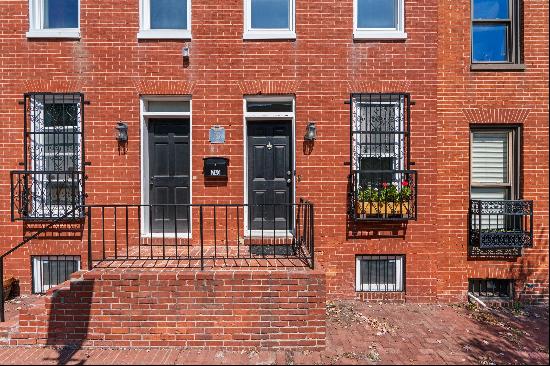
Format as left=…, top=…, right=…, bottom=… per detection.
left=209, top=126, right=225, bottom=144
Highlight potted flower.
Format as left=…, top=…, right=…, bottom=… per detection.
left=356, top=181, right=412, bottom=217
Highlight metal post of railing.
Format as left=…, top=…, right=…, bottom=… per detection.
left=0, top=257, right=4, bottom=322
left=87, top=206, right=93, bottom=270
left=310, top=203, right=315, bottom=269
left=199, top=206, right=204, bottom=270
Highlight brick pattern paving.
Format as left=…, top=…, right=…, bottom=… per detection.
left=0, top=301, right=548, bottom=365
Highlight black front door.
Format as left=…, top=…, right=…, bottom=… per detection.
left=247, top=121, right=293, bottom=230
left=148, top=119, right=190, bottom=233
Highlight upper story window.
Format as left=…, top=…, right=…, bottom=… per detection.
left=471, top=0, right=523, bottom=70
left=354, top=0, right=406, bottom=40
left=27, top=0, right=80, bottom=39
left=138, top=0, right=191, bottom=39
left=244, top=0, right=296, bottom=40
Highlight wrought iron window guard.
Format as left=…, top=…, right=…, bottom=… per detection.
left=349, top=93, right=416, bottom=221
left=10, top=170, right=85, bottom=221
left=469, top=200, right=533, bottom=249
left=11, top=92, right=86, bottom=221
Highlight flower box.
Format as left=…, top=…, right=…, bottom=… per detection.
left=355, top=201, right=411, bottom=216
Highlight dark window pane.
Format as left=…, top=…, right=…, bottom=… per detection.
left=357, top=0, right=396, bottom=28
left=247, top=101, right=293, bottom=112
left=44, top=103, right=78, bottom=127
left=44, top=0, right=79, bottom=29
left=360, top=259, right=397, bottom=285
left=473, top=0, right=510, bottom=19
left=251, top=0, right=290, bottom=29
left=150, top=0, right=188, bottom=29
left=472, top=24, right=509, bottom=62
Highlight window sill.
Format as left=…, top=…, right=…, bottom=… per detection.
left=243, top=30, right=296, bottom=40
left=137, top=29, right=191, bottom=40
left=26, top=29, right=80, bottom=39
left=470, top=63, right=526, bottom=71
left=353, top=30, right=407, bottom=40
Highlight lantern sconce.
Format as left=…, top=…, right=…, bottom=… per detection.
left=304, top=122, right=317, bottom=141
left=115, top=121, right=128, bottom=143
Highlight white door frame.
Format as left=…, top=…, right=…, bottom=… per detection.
left=140, top=96, right=192, bottom=237
left=243, top=95, right=296, bottom=236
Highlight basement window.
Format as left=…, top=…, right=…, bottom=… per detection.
left=468, top=278, right=513, bottom=299
left=138, top=0, right=192, bottom=39
left=356, top=255, right=404, bottom=292
left=32, top=256, right=81, bottom=294
left=27, top=0, right=81, bottom=39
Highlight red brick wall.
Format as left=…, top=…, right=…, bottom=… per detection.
left=435, top=0, right=549, bottom=303
left=9, top=269, right=326, bottom=349
left=0, top=0, right=547, bottom=304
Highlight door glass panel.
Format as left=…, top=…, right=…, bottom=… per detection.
left=247, top=101, right=293, bottom=113
left=147, top=100, right=190, bottom=112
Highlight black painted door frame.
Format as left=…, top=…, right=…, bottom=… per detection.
left=245, top=119, right=295, bottom=232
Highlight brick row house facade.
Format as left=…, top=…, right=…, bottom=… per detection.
left=0, top=0, right=548, bottom=348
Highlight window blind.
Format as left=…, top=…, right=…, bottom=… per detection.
left=472, top=132, right=509, bottom=184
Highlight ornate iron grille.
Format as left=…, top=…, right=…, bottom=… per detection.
left=469, top=200, right=533, bottom=249
left=349, top=93, right=417, bottom=221
left=10, top=93, right=86, bottom=220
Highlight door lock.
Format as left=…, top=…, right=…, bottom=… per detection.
left=287, top=170, right=292, bottom=176
left=286, top=178, right=292, bottom=184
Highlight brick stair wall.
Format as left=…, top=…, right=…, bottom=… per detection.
left=3, top=268, right=326, bottom=349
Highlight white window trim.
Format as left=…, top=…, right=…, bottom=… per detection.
left=353, top=0, right=407, bottom=40
left=27, top=0, right=81, bottom=39
left=355, top=255, right=404, bottom=292
left=243, top=0, right=296, bottom=40
left=140, top=96, right=193, bottom=238
left=138, top=0, right=192, bottom=40
left=243, top=96, right=296, bottom=236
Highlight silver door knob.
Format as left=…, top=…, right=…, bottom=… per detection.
left=287, top=170, right=292, bottom=176
left=286, top=178, right=291, bottom=183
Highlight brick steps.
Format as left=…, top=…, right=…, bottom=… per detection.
left=2, top=268, right=326, bottom=349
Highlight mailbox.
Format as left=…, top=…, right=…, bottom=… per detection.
left=203, top=157, right=228, bottom=178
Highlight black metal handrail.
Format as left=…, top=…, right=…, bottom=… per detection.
left=350, top=169, right=417, bottom=221
left=469, top=200, right=533, bottom=249
left=85, top=201, right=314, bottom=270
left=10, top=170, right=85, bottom=221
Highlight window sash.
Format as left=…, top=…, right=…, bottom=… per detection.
left=471, top=0, right=520, bottom=64
left=30, top=0, right=80, bottom=31
left=244, top=0, right=295, bottom=33
left=140, top=0, right=191, bottom=31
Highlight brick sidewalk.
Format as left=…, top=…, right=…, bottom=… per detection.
left=1, top=301, right=548, bottom=365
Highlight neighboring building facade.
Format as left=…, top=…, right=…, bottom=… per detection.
left=0, top=0, right=547, bottom=314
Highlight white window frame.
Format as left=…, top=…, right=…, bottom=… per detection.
left=243, top=96, right=296, bottom=237
left=353, top=0, right=407, bottom=40
left=32, top=255, right=81, bottom=294
left=243, top=0, right=296, bottom=40
left=355, top=255, right=404, bottom=292
left=27, top=0, right=81, bottom=39
left=138, top=0, right=192, bottom=39
left=140, top=96, right=193, bottom=238
left=30, top=94, right=83, bottom=218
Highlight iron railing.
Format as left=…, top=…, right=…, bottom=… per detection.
left=349, top=93, right=415, bottom=221
left=350, top=170, right=417, bottom=220
left=10, top=170, right=84, bottom=221
left=85, top=201, right=314, bottom=269
left=469, top=200, right=533, bottom=249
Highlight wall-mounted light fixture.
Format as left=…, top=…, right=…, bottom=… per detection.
left=115, top=121, right=128, bottom=143
left=304, top=122, right=317, bottom=141
left=182, top=46, right=190, bottom=58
